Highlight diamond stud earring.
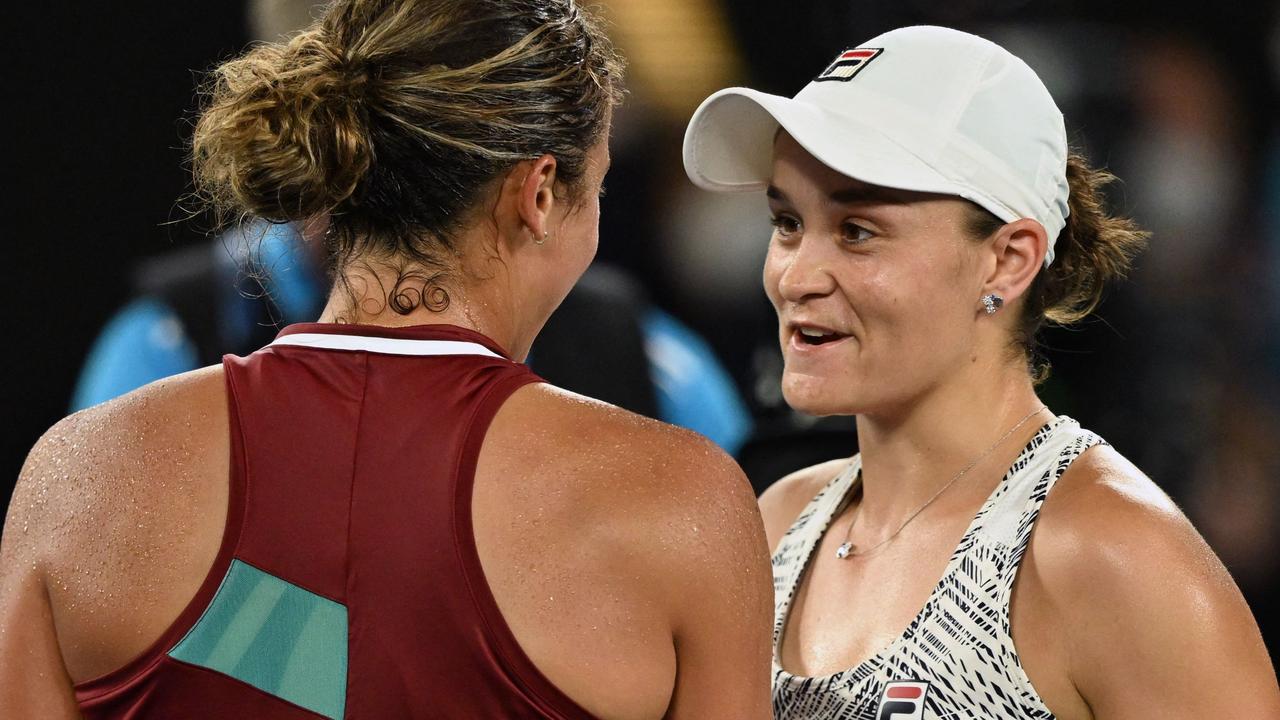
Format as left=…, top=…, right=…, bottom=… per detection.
left=981, top=293, right=1004, bottom=315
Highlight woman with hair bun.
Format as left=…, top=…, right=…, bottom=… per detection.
left=0, top=2, right=773, bottom=718
left=684, top=25, right=1278, bottom=719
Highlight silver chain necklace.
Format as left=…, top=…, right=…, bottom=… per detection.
left=834, top=406, right=1048, bottom=559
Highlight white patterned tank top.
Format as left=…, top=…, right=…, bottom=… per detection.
left=771, top=416, right=1103, bottom=719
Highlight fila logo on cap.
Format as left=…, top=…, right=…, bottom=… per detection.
left=815, top=47, right=883, bottom=82
left=876, top=680, right=930, bottom=720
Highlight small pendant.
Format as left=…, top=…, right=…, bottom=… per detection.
left=835, top=542, right=853, bottom=559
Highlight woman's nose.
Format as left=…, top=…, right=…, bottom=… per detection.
left=774, top=238, right=836, bottom=303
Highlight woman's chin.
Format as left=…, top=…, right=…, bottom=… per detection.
left=781, top=373, right=857, bottom=417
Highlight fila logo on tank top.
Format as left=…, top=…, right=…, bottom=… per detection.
left=877, top=681, right=930, bottom=719
left=770, top=416, right=1104, bottom=719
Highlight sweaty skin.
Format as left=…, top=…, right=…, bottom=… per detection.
left=0, top=139, right=775, bottom=720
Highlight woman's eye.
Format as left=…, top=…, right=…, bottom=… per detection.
left=770, top=214, right=800, bottom=237
left=843, top=222, right=874, bottom=244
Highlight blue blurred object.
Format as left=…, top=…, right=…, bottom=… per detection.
left=643, top=308, right=752, bottom=455
left=71, top=298, right=199, bottom=412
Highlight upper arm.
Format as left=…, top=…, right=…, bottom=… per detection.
left=656, top=434, right=773, bottom=720
left=71, top=298, right=198, bottom=411
left=1033, top=448, right=1279, bottom=718
left=757, top=459, right=845, bottom=554
left=0, top=424, right=84, bottom=718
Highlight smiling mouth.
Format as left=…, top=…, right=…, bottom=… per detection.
left=795, top=327, right=846, bottom=346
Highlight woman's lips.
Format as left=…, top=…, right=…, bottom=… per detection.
left=787, top=326, right=853, bottom=355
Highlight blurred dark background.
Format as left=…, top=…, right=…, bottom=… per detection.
left=6, top=0, right=1278, bottom=658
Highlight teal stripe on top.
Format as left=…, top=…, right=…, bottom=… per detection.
left=169, top=559, right=348, bottom=719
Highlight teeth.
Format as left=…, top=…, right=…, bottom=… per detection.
left=800, top=327, right=830, bottom=337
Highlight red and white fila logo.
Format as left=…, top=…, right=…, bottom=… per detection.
left=876, top=680, right=930, bottom=720
left=815, top=47, right=883, bottom=82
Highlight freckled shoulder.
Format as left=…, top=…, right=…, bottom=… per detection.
left=3, top=365, right=230, bottom=681
left=496, top=382, right=758, bottom=515
left=14, top=365, right=229, bottom=565
left=758, top=457, right=851, bottom=554
left=489, top=380, right=769, bottom=594
left=488, top=382, right=775, bottom=716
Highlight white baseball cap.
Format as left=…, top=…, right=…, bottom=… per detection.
left=682, top=25, right=1070, bottom=266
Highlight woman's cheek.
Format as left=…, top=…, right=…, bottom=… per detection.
left=762, top=243, right=787, bottom=308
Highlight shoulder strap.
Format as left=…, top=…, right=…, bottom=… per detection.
left=1006, top=425, right=1105, bottom=568
left=770, top=460, right=859, bottom=645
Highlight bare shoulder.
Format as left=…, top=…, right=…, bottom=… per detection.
left=758, top=457, right=851, bottom=554
left=501, top=382, right=759, bottom=518
left=2, top=365, right=229, bottom=681
left=1024, top=443, right=1278, bottom=715
left=490, top=381, right=770, bottom=603
left=7, top=366, right=227, bottom=562
left=1031, top=443, right=1253, bottom=620
left=1032, top=443, right=1221, bottom=585
left=478, top=382, right=774, bottom=718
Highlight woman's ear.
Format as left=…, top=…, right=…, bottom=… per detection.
left=983, top=217, right=1049, bottom=307
left=516, top=154, right=559, bottom=244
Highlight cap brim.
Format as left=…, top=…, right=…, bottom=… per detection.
left=682, top=87, right=1017, bottom=223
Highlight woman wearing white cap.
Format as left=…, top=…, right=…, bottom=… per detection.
left=684, top=25, right=1278, bottom=719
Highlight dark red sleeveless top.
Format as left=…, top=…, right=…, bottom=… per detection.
left=74, top=323, right=596, bottom=719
